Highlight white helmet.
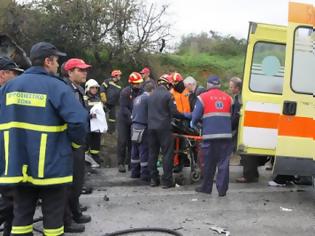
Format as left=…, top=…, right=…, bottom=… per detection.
left=85, top=79, right=100, bottom=93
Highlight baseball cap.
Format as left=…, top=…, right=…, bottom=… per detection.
left=140, top=67, right=150, bottom=74
left=0, top=57, right=24, bottom=73
left=207, top=75, right=220, bottom=85
left=64, top=58, right=91, bottom=71
left=30, top=42, right=66, bottom=61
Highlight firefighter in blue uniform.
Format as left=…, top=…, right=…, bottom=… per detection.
left=191, top=76, right=233, bottom=197
left=116, top=72, right=143, bottom=173
left=0, top=42, right=88, bottom=236
left=0, top=57, right=24, bottom=236
left=130, top=81, right=154, bottom=181
left=100, top=70, right=122, bottom=134
left=63, top=58, right=92, bottom=232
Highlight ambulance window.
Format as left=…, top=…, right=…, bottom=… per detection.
left=249, top=42, right=285, bottom=94
left=291, top=27, right=315, bottom=95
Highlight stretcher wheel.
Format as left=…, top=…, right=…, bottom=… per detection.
left=190, top=169, right=201, bottom=183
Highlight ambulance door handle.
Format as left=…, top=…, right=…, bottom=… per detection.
left=282, top=101, right=297, bottom=116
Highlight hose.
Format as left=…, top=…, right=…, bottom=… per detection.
left=104, top=227, right=183, bottom=236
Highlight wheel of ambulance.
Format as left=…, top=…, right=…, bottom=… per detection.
left=190, top=169, right=201, bottom=183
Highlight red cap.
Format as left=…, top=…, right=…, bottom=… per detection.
left=140, top=67, right=150, bottom=74
left=64, top=58, right=91, bottom=71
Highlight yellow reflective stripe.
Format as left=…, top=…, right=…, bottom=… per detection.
left=108, top=119, right=116, bottom=122
left=71, top=142, right=81, bottom=149
left=0, top=122, right=67, bottom=132
left=90, top=150, right=99, bottom=154
left=102, top=82, right=108, bottom=88
left=11, top=224, right=33, bottom=234
left=38, top=134, right=47, bottom=178
left=6, top=92, right=47, bottom=108
left=109, top=81, right=121, bottom=89
left=4, top=131, right=9, bottom=175
left=0, top=175, right=73, bottom=185
left=22, top=165, right=28, bottom=182
left=44, top=226, right=64, bottom=236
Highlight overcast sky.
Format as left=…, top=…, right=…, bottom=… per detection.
left=161, top=0, right=315, bottom=40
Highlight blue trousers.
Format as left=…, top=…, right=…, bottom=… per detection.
left=200, top=139, right=232, bottom=195
left=131, top=130, right=149, bottom=179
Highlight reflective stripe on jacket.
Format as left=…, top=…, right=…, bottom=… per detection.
left=0, top=66, right=88, bottom=186
left=192, top=88, right=233, bottom=140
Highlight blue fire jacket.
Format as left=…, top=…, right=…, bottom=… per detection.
left=0, top=66, right=88, bottom=186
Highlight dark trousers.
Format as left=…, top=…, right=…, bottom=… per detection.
left=131, top=130, right=149, bottom=179
left=0, top=187, right=14, bottom=236
left=64, top=147, right=85, bottom=224
left=242, top=155, right=259, bottom=181
left=117, top=120, right=131, bottom=166
left=200, top=139, right=231, bottom=195
left=148, top=129, right=174, bottom=185
left=107, top=106, right=116, bottom=134
left=11, top=185, right=66, bottom=236
left=86, top=132, right=101, bottom=158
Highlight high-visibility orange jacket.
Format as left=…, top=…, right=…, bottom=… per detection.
left=171, top=88, right=191, bottom=113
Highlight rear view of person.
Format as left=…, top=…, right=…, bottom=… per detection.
left=0, top=42, right=88, bottom=236
left=100, top=70, right=122, bottom=134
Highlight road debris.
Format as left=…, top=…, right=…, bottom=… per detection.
left=209, top=225, right=231, bottom=236
left=280, top=206, right=292, bottom=212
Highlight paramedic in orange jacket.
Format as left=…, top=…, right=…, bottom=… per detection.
left=168, top=72, right=191, bottom=172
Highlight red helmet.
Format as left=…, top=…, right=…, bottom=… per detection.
left=158, top=74, right=172, bottom=85
left=168, top=72, right=183, bottom=84
left=111, top=70, right=122, bottom=77
left=128, top=72, right=143, bottom=84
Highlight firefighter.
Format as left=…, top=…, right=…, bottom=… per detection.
left=84, top=79, right=103, bottom=167
left=0, top=42, right=88, bottom=236
left=169, top=72, right=191, bottom=173
left=147, top=74, right=186, bottom=188
left=117, top=72, right=143, bottom=173
left=191, top=75, right=233, bottom=197
left=100, top=70, right=122, bottom=134
left=63, top=58, right=92, bottom=232
left=130, top=82, right=155, bottom=182
left=0, top=57, right=24, bottom=236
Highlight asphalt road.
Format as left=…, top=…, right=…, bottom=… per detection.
left=63, top=166, right=315, bottom=236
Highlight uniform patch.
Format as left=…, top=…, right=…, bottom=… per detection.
left=6, top=92, right=47, bottom=108
left=215, top=101, right=224, bottom=109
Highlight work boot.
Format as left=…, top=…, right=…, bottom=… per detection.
left=150, top=178, right=160, bottom=187
left=195, top=186, right=211, bottom=194
left=64, top=221, right=85, bottom=233
left=162, top=182, right=175, bottom=189
left=118, top=164, right=126, bottom=173
left=73, top=214, right=92, bottom=224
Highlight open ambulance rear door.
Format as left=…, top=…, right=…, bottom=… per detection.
left=237, top=23, right=286, bottom=158
left=273, top=2, right=315, bottom=177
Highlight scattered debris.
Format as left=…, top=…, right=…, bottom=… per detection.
left=280, top=207, right=292, bottom=212
left=175, top=184, right=181, bottom=188
left=191, top=198, right=198, bottom=202
left=209, top=225, right=231, bottom=236
left=103, top=195, right=110, bottom=201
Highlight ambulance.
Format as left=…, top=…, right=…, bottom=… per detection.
left=237, top=2, right=315, bottom=177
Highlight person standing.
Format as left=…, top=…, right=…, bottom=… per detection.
left=140, top=67, right=156, bottom=89
left=130, top=82, right=154, bottom=182
left=191, top=75, right=233, bottom=197
left=100, top=70, right=122, bottom=134
left=84, top=79, right=103, bottom=167
left=148, top=75, right=186, bottom=188
left=63, top=58, right=92, bottom=232
left=117, top=72, right=143, bottom=173
left=0, top=57, right=24, bottom=236
left=0, top=42, right=88, bottom=236
left=183, top=76, right=206, bottom=109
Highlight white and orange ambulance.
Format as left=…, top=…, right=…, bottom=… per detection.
left=237, top=2, right=315, bottom=177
